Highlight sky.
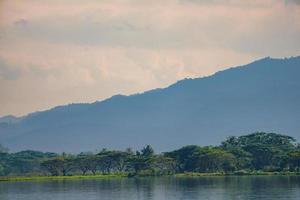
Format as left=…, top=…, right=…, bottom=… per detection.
left=0, top=0, right=300, bottom=117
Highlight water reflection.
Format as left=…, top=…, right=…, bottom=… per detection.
left=0, top=176, right=299, bottom=200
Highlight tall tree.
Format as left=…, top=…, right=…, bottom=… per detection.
left=141, top=145, right=154, bottom=157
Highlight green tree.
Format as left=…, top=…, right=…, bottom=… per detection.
left=192, top=147, right=236, bottom=173
left=151, top=155, right=177, bottom=175
left=141, top=145, right=154, bottom=157
left=222, top=132, right=297, bottom=170
left=41, top=156, right=74, bottom=176
left=165, top=145, right=201, bottom=172
left=288, top=151, right=300, bottom=171
left=41, top=159, right=62, bottom=176
left=0, top=152, right=10, bottom=176
left=74, top=156, right=90, bottom=175
left=86, top=155, right=99, bottom=175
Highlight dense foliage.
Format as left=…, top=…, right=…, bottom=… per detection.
left=0, top=132, right=300, bottom=177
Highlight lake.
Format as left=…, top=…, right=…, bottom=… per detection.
left=0, top=176, right=299, bottom=200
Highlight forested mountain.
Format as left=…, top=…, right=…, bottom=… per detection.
left=0, top=56, right=299, bottom=152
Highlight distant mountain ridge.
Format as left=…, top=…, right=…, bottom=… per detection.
left=1, top=56, right=300, bottom=152
left=0, top=115, right=22, bottom=124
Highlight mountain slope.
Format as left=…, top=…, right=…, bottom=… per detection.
left=0, top=115, right=22, bottom=124
left=1, top=56, right=300, bottom=152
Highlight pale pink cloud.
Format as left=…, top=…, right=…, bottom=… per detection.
left=0, top=0, right=299, bottom=116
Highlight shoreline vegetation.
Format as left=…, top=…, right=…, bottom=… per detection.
left=1, top=132, right=300, bottom=182
left=0, top=174, right=126, bottom=182
left=1, top=172, right=300, bottom=182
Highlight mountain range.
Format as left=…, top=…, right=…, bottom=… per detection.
left=0, top=56, right=299, bottom=152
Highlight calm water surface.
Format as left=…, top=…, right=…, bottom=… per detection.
left=0, top=176, right=299, bottom=200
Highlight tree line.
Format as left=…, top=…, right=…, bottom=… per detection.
left=0, top=132, right=300, bottom=177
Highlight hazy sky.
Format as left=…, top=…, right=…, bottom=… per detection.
left=0, top=0, right=300, bottom=116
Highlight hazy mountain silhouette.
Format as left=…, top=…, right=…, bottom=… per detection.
left=0, top=115, right=21, bottom=124
left=1, top=56, right=299, bottom=152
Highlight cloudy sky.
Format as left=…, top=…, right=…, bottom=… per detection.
left=0, top=0, right=300, bottom=116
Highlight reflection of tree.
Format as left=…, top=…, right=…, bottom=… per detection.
left=1, top=176, right=300, bottom=199
left=134, top=178, right=155, bottom=200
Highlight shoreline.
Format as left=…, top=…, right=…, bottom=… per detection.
left=175, top=171, right=300, bottom=177
left=1, top=172, right=299, bottom=182
left=0, top=174, right=127, bottom=182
